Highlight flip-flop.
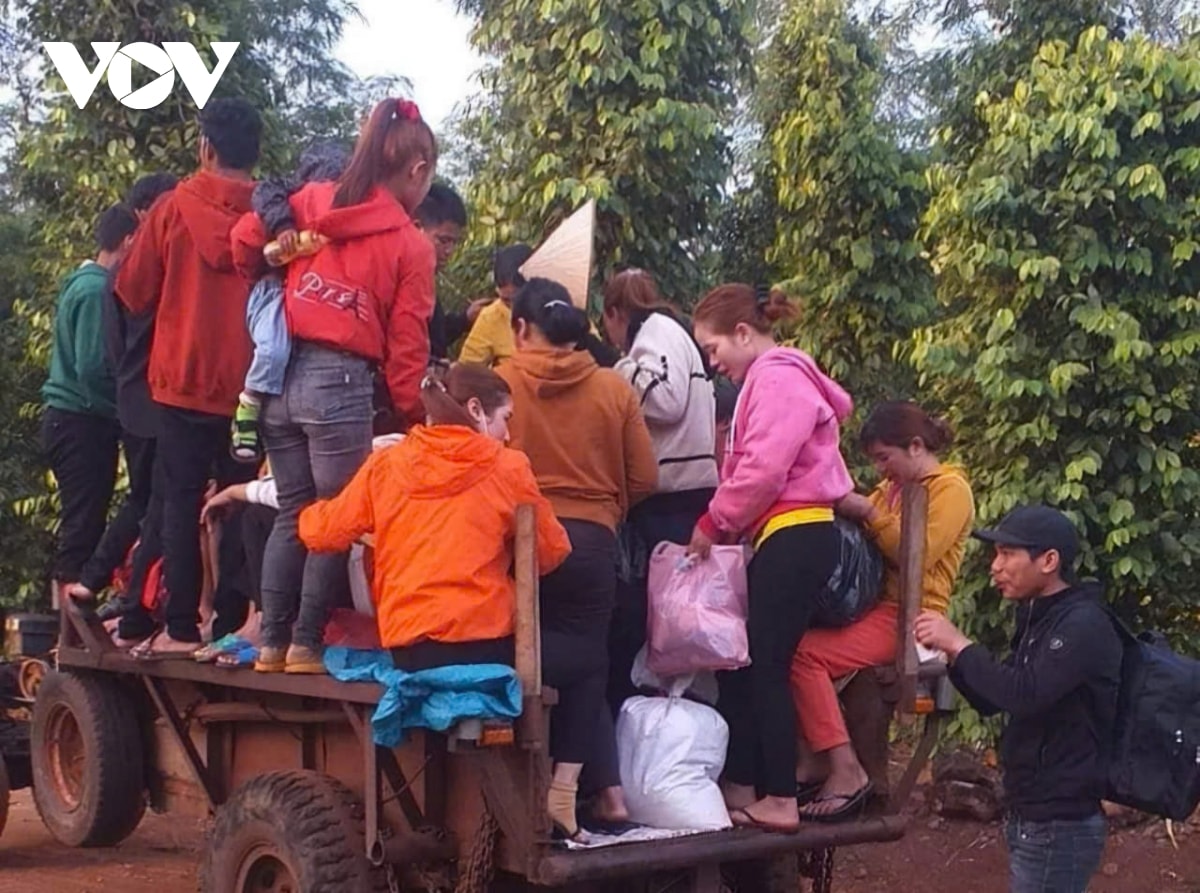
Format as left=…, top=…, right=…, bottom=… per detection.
left=796, top=779, right=824, bottom=806
left=729, top=807, right=800, bottom=834
left=134, top=633, right=202, bottom=662
left=216, top=645, right=259, bottom=668
left=194, top=634, right=249, bottom=663
left=579, top=816, right=644, bottom=836
left=800, top=783, right=873, bottom=824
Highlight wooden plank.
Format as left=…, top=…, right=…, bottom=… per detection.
left=895, top=482, right=929, bottom=712
left=513, top=504, right=541, bottom=699
left=532, top=816, right=907, bottom=886
left=57, top=646, right=383, bottom=704
left=141, top=676, right=220, bottom=811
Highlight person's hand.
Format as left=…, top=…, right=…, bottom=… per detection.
left=465, top=297, right=491, bottom=325
left=687, top=524, right=714, bottom=561
left=836, top=491, right=877, bottom=523
left=914, top=609, right=972, bottom=660
left=201, top=483, right=249, bottom=527
left=277, top=228, right=300, bottom=257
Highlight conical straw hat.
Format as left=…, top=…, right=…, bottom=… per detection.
left=519, top=199, right=595, bottom=309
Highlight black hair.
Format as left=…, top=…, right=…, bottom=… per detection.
left=295, top=140, right=351, bottom=184
left=199, top=97, right=263, bottom=171
left=511, top=277, right=589, bottom=347
left=125, top=173, right=178, bottom=212
left=494, top=244, right=533, bottom=289
left=416, top=182, right=468, bottom=228
left=96, top=203, right=138, bottom=252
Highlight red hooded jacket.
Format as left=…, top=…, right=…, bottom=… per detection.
left=230, top=182, right=436, bottom=427
left=115, top=171, right=255, bottom=417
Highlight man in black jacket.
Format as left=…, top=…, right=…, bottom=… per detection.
left=68, top=173, right=177, bottom=624
left=915, top=505, right=1121, bottom=893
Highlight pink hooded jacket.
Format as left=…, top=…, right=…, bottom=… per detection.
left=698, top=347, right=853, bottom=541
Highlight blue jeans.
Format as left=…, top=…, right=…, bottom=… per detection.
left=1006, top=813, right=1107, bottom=893
left=260, top=342, right=373, bottom=649
left=244, top=276, right=290, bottom=397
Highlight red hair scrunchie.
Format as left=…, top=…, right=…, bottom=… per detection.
left=395, top=98, right=422, bottom=121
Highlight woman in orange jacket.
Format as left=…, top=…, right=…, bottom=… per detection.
left=297, top=364, right=570, bottom=670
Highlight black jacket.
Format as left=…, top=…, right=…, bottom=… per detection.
left=949, top=582, right=1122, bottom=821
left=101, top=267, right=157, bottom=437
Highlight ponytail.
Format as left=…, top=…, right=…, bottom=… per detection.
left=693, top=283, right=797, bottom=336
left=420, top=363, right=512, bottom=429
left=334, top=98, right=437, bottom=209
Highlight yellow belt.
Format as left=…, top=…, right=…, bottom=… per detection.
left=753, top=507, right=835, bottom=550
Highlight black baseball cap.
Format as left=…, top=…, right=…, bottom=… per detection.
left=973, top=505, right=1079, bottom=570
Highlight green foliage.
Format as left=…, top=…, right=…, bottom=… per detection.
left=759, top=0, right=935, bottom=431
left=454, top=0, right=752, bottom=305
left=916, top=27, right=1200, bottom=682
left=0, top=0, right=383, bottom=610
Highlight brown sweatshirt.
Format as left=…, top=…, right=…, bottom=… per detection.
left=498, top=347, right=658, bottom=532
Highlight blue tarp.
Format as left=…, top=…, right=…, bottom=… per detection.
left=323, top=646, right=523, bottom=748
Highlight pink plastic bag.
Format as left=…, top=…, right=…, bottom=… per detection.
left=646, top=542, right=750, bottom=677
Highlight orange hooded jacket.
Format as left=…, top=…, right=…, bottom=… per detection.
left=298, top=424, right=571, bottom=649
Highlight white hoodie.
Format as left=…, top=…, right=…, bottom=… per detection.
left=615, top=313, right=719, bottom=494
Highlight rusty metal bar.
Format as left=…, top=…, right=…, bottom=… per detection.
left=190, top=702, right=348, bottom=724
left=889, top=713, right=944, bottom=813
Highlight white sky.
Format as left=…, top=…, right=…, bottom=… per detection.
left=334, top=1, right=481, bottom=128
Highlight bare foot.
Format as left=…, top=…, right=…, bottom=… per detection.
left=722, top=781, right=757, bottom=812
left=730, top=795, right=800, bottom=832
left=234, top=609, right=263, bottom=645
left=141, top=631, right=201, bottom=657
left=591, top=786, right=631, bottom=823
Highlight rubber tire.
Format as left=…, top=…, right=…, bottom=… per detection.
left=200, top=769, right=388, bottom=893
left=30, top=670, right=146, bottom=847
left=0, top=755, right=9, bottom=840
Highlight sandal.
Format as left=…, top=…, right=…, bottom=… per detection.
left=799, top=783, right=873, bottom=824
left=729, top=806, right=800, bottom=834
left=194, top=634, right=248, bottom=663
left=795, top=779, right=824, bottom=806
left=135, top=633, right=203, bottom=661
left=217, top=645, right=259, bottom=668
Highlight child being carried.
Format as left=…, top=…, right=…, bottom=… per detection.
left=231, top=141, right=350, bottom=462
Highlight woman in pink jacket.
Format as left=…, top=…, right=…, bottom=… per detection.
left=689, top=283, right=854, bottom=833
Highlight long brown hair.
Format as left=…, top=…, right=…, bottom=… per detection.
left=859, top=401, right=955, bottom=453
left=420, top=363, right=511, bottom=428
left=692, top=283, right=796, bottom=335
left=334, top=98, right=437, bottom=209
left=602, top=268, right=677, bottom=317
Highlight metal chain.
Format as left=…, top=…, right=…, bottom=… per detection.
left=454, top=808, right=499, bottom=893
left=810, top=847, right=835, bottom=893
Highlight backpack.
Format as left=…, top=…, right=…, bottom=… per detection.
left=1105, top=611, right=1200, bottom=821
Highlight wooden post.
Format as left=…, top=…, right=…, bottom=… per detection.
left=513, top=504, right=542, bottom=698
left=896, top=482, right=929, bottom=712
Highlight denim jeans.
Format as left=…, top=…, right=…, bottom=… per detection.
left=1006, top=813, right=1108, bottom=893
left=260, top=342, right=373, bottom=650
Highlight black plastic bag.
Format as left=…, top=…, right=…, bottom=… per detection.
left=811, top=519, right=884, bottom=628
left=615, top=521, right=650, bottom=588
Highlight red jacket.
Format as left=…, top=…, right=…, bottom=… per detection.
left=231, top=183, right=436, bottom=426
left=115, top=171, right=256, bottom=417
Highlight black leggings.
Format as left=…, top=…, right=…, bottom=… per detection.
left=390, top=637, right=515, bottom=673
left=718, top=521, right=838, bottom=798
left=541, top=520, right=620, bottom=789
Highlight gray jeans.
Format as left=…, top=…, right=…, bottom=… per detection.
left=260, top=342, right=374, bottom=649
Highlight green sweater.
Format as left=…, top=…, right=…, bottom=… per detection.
left=42, top=262, right=117, bottom=418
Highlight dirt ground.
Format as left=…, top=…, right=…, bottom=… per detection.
left=1, top=787, right=1197, bottom=891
